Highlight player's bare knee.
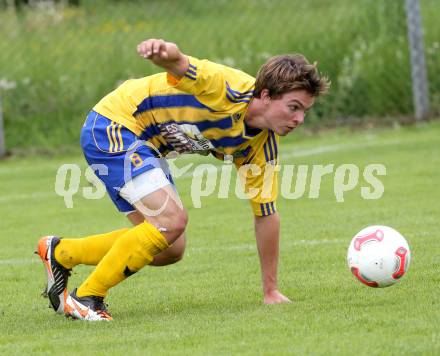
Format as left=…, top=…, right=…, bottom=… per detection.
left=167, top=210, right=188, bottom=242
left=156, top=209, right=188, bottom=245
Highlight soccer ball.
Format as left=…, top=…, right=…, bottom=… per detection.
left=347, top=225, right=411, bottom=287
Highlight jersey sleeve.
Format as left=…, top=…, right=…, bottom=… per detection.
left=167, top=56, right=254, bottom=111
left=234, top=131, right=280, bottom=216
left=167, top=56, right=225, bottom=97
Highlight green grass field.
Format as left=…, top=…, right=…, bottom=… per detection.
left=0, top=121, right=439, bottom=354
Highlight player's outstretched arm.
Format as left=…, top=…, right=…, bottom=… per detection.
left=137, top=38, right=189, bottom=79
left=254, top=212, right=292, bottom=304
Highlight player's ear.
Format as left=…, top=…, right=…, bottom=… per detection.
left=260, top=89, right=271, bottom=105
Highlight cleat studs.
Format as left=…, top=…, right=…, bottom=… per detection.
left=65, top=313, right=77, bottom=320
left=41, top=284, right=48, bottom=298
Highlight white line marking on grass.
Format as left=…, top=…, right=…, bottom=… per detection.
left=0, top=258, right=39, bottom=265
left=177, top=140, right=401, bottom=179
left=280, top=139, right=401, bottom=160
left=0, top=239, right=345, bottom=266
left=0, top=191, right=54, bottom=203
left=190, top=238, right=345, bottom=253
left=176, top=143, right=349, bottom=179
left=283, top=143, right=354, bottom=158
left=0, top=139, right=401, bottom=201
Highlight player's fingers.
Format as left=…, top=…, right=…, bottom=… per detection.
left=137, top=42, right=147, bottom=57
left=138, top=39, right=155, bottom=58
left=144, top=39, right=155, bottom=57
left=137, top=44, right=143, bottom=56
left=152, top=39, right=165, bottom=55
left=278, top=293, right=291, bottom=303
left=138, top=39, right=169, bottom=60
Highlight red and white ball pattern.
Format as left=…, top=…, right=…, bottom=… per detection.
left=347, top=226, right=411, bottom=287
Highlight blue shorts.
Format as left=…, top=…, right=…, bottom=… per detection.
left=80, top=111, right=174, bottom=212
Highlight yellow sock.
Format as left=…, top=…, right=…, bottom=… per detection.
left=76, top=221, right=169, bottom=298
left=54, top=228, right=129, bottom=269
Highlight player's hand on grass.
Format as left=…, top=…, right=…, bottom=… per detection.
left=264, top=290, right=292, bottom=305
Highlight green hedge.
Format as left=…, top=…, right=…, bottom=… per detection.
left=1, top=0, right=439, bottom=150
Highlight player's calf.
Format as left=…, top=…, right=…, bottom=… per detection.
left=151, top=233, right=186, bottom=266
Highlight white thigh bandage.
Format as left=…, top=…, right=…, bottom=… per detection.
left=119, top=168, right=171, bottom=205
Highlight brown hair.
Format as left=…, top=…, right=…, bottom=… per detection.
left=253, top=54, right=330, bottom=98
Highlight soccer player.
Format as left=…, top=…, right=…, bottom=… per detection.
left=37, top=39, right=329, bottom=321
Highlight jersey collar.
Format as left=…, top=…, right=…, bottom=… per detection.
left=242, top=121, right=262, bottom=139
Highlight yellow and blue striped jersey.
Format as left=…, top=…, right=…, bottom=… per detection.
left=93, top=56, right=279, bottom=216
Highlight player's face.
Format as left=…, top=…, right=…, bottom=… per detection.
left=263, top=90, right=315, bottom=136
